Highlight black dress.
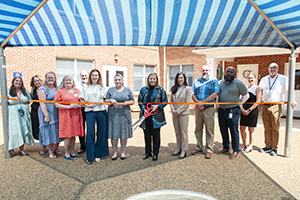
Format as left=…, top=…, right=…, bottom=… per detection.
left=31, top=89, right=40, bottom=140
left=240, top=86, right=259, bottom=127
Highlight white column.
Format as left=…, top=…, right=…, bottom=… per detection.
left=205, top=57, right=217, bottom=78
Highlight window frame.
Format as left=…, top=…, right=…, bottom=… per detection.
left=168, top=64, right=194, bottom=93
left=56, top=58, right=94, bottom=84
left=133, top=64, right=156, bottom=92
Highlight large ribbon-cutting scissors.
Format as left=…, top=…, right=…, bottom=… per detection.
left=132, top=103, right=159, bottom=130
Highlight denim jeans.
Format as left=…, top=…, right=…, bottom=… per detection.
left=86, top=110, right=109, bottom=162
left=218, top=106, right=241, bottom=153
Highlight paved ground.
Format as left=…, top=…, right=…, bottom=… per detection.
left=0, top=107, right=299, bottom=199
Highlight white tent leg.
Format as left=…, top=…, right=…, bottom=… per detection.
left=284, top=48, right=296, bottom=157
left=0, top=47, right=10, bottom=158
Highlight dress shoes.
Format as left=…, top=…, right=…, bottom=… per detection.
left=171, top=149, right=182, bottom=156
left=143, top=154, right=152, bottom=160
left=78, top=149, right=85, bottom=154
left=112, top=156, right=118, bottom=161
left=205, top=152, right=212, bottom=159
left=152, top=154, right=158, bottom=161
left=191, top=149, right=203, bottom=155
left=218, top=148, right=230, bottom=154
left=229, top=152, right=239, bottom=159
left=179, top=152, right=186, bottom=159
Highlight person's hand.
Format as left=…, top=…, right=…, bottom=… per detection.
left=241, top=108, right=247, bottom=115
left=292, top=101, right=297, bottom=108
left=98, top=99, right=104, bottom=105
left=196, top=101, right=204, bottom=110
left=151, top=105, right=159, bottom=112
left=122, top=101, right=128, bottom=106
left=87, top=103, right=96, bottom=108
left=44, top=115, right=50, bottom=123
left=244, top=109, right=250, bottom=116
left=111, top=99, right=118, bottom=107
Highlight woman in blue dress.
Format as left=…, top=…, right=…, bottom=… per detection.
left=8, top=76, right=34, bottom=156
left=106, top=74, right=134, bottom=160
left=38, top=72, right=61, bottom=159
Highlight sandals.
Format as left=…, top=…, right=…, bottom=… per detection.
left=55, top=148, right=62, bottom=155
left=244, top=146, right=253, bottom=153
left=19, top=150, right=28, bottom=156
left=10, top=150, right=17, bottom=157
left=49, top=152, right=56, bottom=159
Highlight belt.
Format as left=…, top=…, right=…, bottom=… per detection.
left=219, top=106, right=239, bottom=110
left=264, top=103, right=277, bottom=106
left=204, top=105, right=214, bottom=109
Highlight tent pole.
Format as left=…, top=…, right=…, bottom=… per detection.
left=0, top=47, right=10, bottom=158
left=164, top=46, right=166, bottom=89
left=284, top=48, right=296, bottom=157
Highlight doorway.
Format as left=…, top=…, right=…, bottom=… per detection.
left=103, top=65, right=128, bottom=88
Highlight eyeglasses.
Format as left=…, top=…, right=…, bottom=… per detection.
left=269, top=66, right=278, bottom=69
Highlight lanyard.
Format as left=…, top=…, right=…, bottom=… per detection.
left=268, top=74, right=279, bottom=91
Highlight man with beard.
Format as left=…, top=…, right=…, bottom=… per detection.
left=77, top=69, right=89, bottom=154
left=191, top=65, right=219, bottom=159
left=218, top=67, right=249, bottom=159
left=258, top=63, right=297, bottom=156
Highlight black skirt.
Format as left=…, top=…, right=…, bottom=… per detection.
left=240, top=92, right=259, bottom=127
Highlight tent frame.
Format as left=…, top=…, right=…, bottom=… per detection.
left=0, top=0, right=298, bottom=158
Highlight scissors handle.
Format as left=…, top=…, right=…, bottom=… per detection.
left=144, top=103, right=159, bottom=118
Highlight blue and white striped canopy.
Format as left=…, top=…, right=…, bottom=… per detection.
left=1, top=0, right=300, bottom=49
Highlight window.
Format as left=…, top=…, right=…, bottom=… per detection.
left=56, top=58, right=93, bottom=85
left=168, top=64, right=194, bottom=92
left=134, top=65, right=156, bottom=92
left=296, top=70, right=300, bottom=90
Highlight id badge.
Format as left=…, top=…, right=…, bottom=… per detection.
left=228, top=112, right=233, bottom=119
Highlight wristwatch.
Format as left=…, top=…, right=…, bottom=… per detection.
left=248, top=108, right=252, bottom=111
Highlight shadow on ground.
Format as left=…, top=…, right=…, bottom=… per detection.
left=0, top=141, right=296, bottom=200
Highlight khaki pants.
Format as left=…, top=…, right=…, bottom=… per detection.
left=172, top=114, right=189, bottom=151
left=261, top=104, right=282, bottom=149
left=194, top=106, right=215, bottom=153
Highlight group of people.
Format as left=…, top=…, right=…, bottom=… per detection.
left=7, top=62, right=296, bottom=164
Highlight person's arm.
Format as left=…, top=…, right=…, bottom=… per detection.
left=151, top=88, right=168, bottom=112
left=176, top=87, right=192, bottom=115
left=38, top=88, right=50, bottom=123
left=240, top=93, right=249, bottom=104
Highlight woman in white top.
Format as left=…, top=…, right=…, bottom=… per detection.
left=239, top=72, right=261, bottom=153
left=79, top=69, right=109, bottom=164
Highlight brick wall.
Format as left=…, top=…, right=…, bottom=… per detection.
left=224, top=54, right=300, bottom=82
left=158, top=46, right=207, bottom=88
left=3, top=46, right=160, bottom=90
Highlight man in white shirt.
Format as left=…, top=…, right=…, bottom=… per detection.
left=77, top=69, right=89, bottom=154
left=259, top=63, right=297, bottom=156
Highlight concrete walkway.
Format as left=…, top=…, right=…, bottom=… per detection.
left=0, top=107, right=299, bottom=199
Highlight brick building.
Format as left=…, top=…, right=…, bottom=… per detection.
left=1, top=46, right=300, bottom=119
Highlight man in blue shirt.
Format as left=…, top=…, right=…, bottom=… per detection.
left=191, top=65, right=219, bottom=159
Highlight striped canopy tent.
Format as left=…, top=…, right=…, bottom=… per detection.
left=1, top=0, right=300, bottom=48
left=1, top=0, right=299, bottom=158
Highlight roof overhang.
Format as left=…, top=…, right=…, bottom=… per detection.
left=192, top=47, right=300, bottom=62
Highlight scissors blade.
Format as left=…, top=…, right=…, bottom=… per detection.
left=132, top=116, right=145, bottom=130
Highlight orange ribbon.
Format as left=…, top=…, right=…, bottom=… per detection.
left=0, top=95, right=287, bottom=106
